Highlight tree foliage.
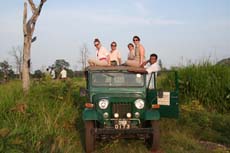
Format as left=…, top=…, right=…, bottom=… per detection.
left=34, top=69, right=43, bottom=79
left=53, top=59, right=71, bottom=78
left=54, top=59, right=70, bottom=71
left=0, top=61, right=10, bottom=71
left=0, top=60, right=14, bottom=80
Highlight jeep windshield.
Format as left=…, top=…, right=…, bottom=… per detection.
left=92, top=72, right=144, bottom=87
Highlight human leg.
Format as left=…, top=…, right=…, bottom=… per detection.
left=125, top=60, right=140, bottom=67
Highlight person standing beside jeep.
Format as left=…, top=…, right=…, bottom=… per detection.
left=108, top=41, right=122, bottom=66
left=141, top=53, right=160, bottom=88
left=126, top=36, right=145, bottom=67
left=88, top=38, right=109, bottom=66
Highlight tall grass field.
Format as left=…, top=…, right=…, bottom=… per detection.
left=0, top=63, right=229, bottom=153
left=178, top=62, right=230, bottom=113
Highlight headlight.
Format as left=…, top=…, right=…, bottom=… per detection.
left=134, top=99, right=145, bottom=109
left=114, top=113, right=119, bottom=118
left=126, top=113, right=132, bottom=118
left=98, top=99, right=109, bottom=109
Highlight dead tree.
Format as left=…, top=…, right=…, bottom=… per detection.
left=10, top=46, right=23, bottom=79
left=22, top=0, right=46, bottom=93
left=78, top=43, right=89, bottom=70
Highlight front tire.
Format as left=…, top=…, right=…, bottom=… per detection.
left=85, top=121, right=95, bottom=153
left=147, top=120, right=160, bottom=151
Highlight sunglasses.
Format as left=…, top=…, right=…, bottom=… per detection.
left=133, top=39, right=139, bottom=42
left=111, top=45, right=116, bottom=47
left=94, top=43, right=100, bottom=46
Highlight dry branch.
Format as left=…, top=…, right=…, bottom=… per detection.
left=23, top=2, right=27, bottom=36
left=28, top=0, right=36, bottom=13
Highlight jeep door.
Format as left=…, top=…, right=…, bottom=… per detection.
left=146, top=71, right=179, bottom=118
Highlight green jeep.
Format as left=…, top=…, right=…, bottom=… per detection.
left=81, top=66, right=179, bottom=153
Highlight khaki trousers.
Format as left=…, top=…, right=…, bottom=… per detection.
left=125, top=60, right=140, bottom=67
left=88, top=58, right=108, bottom=66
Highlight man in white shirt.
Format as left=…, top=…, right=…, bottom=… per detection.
left=88, top=38, right=109, bottom=66
left=141, top=54, right=160, bottom=88
left=60, top=67, right=67, bottom=79
left=142, top=54, right=160, bottom=73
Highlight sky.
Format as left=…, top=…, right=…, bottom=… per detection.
left=0, top=0, right=229, bottom=71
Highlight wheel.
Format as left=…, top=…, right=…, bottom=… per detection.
left=147, top=120, right=160, bottom=151
left=85, top=121, right=95, bottom=153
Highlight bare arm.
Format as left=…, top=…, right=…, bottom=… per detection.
left=140, top=60, right=150, bottom=68
left=139, top=45, right=145, bottom=65
left=107, top=55, right=111, bottom=65
left=118, top=51, right=122, bottom=65
left=118, top=58, right=122, bottom=65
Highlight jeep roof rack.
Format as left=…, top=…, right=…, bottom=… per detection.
left=86, top=66, right=146, bottom=73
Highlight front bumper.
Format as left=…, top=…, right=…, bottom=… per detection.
left=93, top=128, right=153, bottom=135
left=92, top=127, right=154, bottom=139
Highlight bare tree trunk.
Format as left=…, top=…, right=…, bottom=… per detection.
left=22, top=0, right=46, bottom=93
left=22, top=34, right=31, bottom=92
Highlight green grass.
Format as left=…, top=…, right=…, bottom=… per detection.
left=0, top=77, right=229, bottom=153
left=0, top=79, right=85, bottom=153
left=177, top=62, right=230, bottom=113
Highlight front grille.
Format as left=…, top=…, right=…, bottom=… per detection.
left=112, top=103, right=131, bottom=118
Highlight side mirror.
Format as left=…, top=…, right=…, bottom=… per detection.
left=80, top=87, right=87, bottom=97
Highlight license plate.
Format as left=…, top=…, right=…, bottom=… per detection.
left=119, top=120, right=127, bottom=125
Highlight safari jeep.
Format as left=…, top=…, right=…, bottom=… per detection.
left=81, top=66, right=179, bottom=153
